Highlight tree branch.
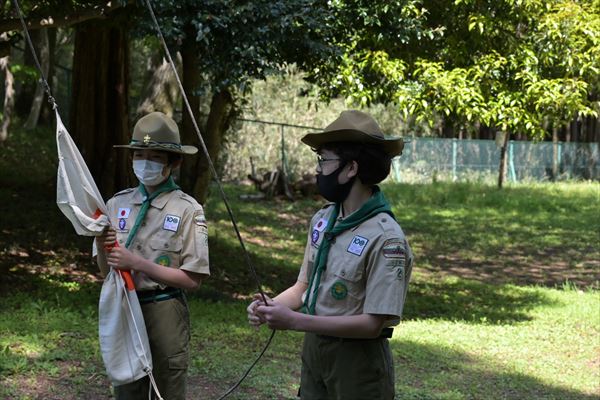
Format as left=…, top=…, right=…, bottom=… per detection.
left=0, top=1, right=125, bottom=34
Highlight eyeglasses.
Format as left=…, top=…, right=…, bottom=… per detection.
left=317, top=155, right=341, bottom=168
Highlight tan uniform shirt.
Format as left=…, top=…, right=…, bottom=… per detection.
left=298, top=204, right=413, bottom=326
left=94, top=187, right=210, bottom=290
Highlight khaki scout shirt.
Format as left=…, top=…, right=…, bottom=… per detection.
left=298, top=204, right=413, bottom=326
left=94, top=187, right=210, bottom=291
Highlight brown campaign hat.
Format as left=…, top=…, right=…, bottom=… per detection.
left=114, top=112, right=198, bottom=155
left=301, top=110, right=404, bottom=156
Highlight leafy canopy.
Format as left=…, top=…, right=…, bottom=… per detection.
left=308, top=0, right=600, bottom=138
left=134, top=0, right=335, bottom=92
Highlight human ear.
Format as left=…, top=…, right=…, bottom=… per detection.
left=346, top=160, right=359, bottom=179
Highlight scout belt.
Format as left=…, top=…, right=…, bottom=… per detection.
left=317, top=327, right=394, bottom=341
left=137, top=287, right=182, bottom=304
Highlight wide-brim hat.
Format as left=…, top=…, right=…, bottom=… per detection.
left=301, top=110, right=404, bottom=156
left=114, top=112, right=198, bottom=155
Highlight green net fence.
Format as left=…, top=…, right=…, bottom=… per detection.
left=392, top=138, right=600, bottom=183
left=222, top=119, right=599, bottom=183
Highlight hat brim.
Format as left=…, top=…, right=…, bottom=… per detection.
left=301, top=129, right=404, bottom=157
left=114, top=143, right=198, bottom=155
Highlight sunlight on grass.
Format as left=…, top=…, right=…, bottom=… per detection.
left=2, top=180, right=598, bottom=398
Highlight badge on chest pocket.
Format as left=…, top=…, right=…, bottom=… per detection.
left=163, top=214, right=181, bottom=232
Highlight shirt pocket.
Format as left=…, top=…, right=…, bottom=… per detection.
left=150, top=236, right=184, bottom=267
left=331, top=259, right=364, bottom=300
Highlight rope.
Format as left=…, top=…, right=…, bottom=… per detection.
left=12, top=2, right=163, bottom=398
left=142, top=0, right=276, bottom=398
left=15, top=0, right=277, bottom=396
left=11, top=0, right=57, bottom=110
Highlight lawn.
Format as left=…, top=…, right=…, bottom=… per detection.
left=0, top=126, right=598, bottom=399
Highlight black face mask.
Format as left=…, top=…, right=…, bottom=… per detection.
left=316, top=161, right=355, bottom=203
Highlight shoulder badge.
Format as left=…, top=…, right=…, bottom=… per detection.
left=193, top=211, right=207, bottom=228
left=382, top=238, right=406, bottom=259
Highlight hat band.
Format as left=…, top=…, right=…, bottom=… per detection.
left=130, top=139, right=182, bottom=150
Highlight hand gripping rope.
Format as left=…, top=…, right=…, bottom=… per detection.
left=13, top=0, right=276, bottom=398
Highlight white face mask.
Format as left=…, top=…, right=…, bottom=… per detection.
left=132, top=159, right=167, bottom=186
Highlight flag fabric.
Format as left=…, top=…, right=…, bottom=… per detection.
left=56, top=111, right=109, bottom=236
left=54, top=109, right=155, bottom=388
left=99, top=269, right=153, bottom=386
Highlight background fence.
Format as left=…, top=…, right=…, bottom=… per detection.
left=393, top=138, right=600, bottom=183
left=222, top=119, right=600, bottom=184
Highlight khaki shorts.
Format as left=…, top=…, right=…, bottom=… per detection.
left=299, top=332, right=395, bottom=400
left=114, top=295, right=190, bottom=400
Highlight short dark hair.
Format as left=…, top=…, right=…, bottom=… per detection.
left=167, top=152, right=183, bottom=166
left=320, top=142, right=392, bottom=185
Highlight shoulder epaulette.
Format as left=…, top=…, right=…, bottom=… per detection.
left=321, top=202, right=335, bottom=210
left=178, top=191, right=201, bottom=207
left=113, top=187, right=135, bottom=197
left=377, top=213, right=401, bottom=234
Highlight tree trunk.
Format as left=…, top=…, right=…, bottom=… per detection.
left=497, top=130, right=509, bottom=188
left=136, top=53, right=181, bottom=119
left=192, top=90, right=235, bottom=203
left=24, top=28, right=49, bottom=130
left=15, top=30, right=38, bottom=119
left=179, top=29, right=202, bottom=196
left=551, top=126, right=559, bottom=180
left=178, top=29, right=236, bottom=203
left=39, top=27, right=56, bottom=125
left=70, top=10, right=132, bottom=197
left=0, top=38, right=14, bottom=144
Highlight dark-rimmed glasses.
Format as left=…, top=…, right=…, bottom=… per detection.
left=317, top=155, right=341, bottom=169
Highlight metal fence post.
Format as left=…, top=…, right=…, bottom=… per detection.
left=452, top=138, right=457, bottom=181
left=392, top=158, right=401, bottom=182
left=509, top=140, right=517, bottom=182
left=280, top=125, right=287, bottom=177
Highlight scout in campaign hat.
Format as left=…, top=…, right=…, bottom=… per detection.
left=248, top=109, right=413, bottom=399
left=97, top=110, right=209, bottom=398
left=114, top=111, right=198, bottom=155
left=301, top=109, right=404, bottom=156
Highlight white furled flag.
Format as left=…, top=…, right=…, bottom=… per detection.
left=54, top=110, right=159, bottom=393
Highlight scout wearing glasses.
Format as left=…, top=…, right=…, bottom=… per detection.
left=247, top=110, right=413, bottom=400
left=94, top=112, right=209, bottom=400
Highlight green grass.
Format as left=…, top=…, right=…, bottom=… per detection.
left=1, top=127, right=599, bottom=399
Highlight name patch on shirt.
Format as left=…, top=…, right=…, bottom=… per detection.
left=347, top=235, right=368, bottom=256
left=118, top=208, right=131, bottom=219
left=163, top=214, right=181, bottom=232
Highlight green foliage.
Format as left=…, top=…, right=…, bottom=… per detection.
left=8, top=63, right=39, bottom=84
left=308, top=0, right=600, bottom=139
left=134, top=0, right=335, bottom=92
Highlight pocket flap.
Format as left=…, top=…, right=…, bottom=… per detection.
left=150, top=236, right=183, bottom=252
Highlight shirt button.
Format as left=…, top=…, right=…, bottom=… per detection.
left=382, top=218, right=387, bottom=223
left=141, top=222, right=146, bottom=226
left=341, top=270, right=346, bottom=276
left=164, top=243, right=168, bottom=248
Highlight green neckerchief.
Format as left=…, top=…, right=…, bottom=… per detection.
left=124, top=176, right=180, bottom=249
left=303, top=186, right=396, bottom=315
